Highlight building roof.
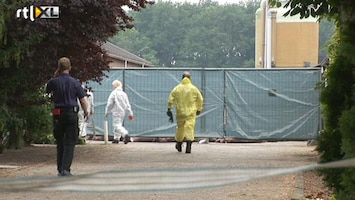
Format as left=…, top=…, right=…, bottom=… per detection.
left=102, top=42, right=154, bottom=67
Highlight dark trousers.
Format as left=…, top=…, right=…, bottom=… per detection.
left=53, top=110, right=79, bottom=174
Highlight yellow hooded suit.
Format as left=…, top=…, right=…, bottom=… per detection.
left=168, top=77, right=203, bottom=142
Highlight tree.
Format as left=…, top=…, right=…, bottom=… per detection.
left=319, top=19, right=335, bottom=62
left=109, top=28, right=159, bottom=66
left=131, top=1, right=200, bottom=67
left=271, top=0, right=355, bottom=197
left=0, top=0, right=152, bottom=149
left=122, top=1, right=259, bottom=68
left=179, top=2, right=257, bottom=68
left=111, top=1, right=333, bottom=68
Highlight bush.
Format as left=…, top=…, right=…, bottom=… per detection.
left=336, top=106, right=355, bottom=199
left=22, top=104, right=54, bottom=144
left=77, top=137, right=86, bottom=145
left=0, top=105, right=10, bottom=146
left=318, top=26, right=355, bottom=197
left=317, top=31, right=348, bottom=193
left=316, top=129, right=344, bottom=190
left=0, top=104, right=24, bottom=149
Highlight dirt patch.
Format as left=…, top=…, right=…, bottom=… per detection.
left=0, top=141, right=332, bottom=200
left=303, top=170, right=334, bottom=200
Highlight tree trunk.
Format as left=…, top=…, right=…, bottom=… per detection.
left=0, top=143, right=4, bottom=154
left=7, top=126, right=24, bottom=150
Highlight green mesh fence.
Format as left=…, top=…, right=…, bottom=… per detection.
left=87, top=68, right=321, bottom=140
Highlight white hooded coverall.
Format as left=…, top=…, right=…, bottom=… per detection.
left=105, top=86, right=133, bottom=140
left=78, top=91, right=94, bottom=137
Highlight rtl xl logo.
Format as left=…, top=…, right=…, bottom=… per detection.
left=16, top=5, right=60, bottom=21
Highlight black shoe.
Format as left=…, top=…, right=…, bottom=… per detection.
left=112, top=139, right=119, bottom=144
left=60, top=170, right=73, bottom=177
left=124, top=135, right=130, bottom=144
left=175, top=142, right=182, bottom=152
left=186, top=141, right=192, bottom=153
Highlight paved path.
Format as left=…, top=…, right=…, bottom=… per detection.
left=0, top=141, right=317, bottom=200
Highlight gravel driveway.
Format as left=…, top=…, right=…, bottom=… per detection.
left=0, top=141, right=318, bottom=200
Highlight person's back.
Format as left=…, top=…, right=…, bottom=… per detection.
left=110, top=87, right=131, bottom=116
left=170, top=77, right=202, bottom=119
left=48, top=75, right=84, bottom=108
left=105, top=80, right=134, bottom=144
left=167, top=72, right=203, bottom=154
left=46, top=57, right=88, bottom=176
left=86, top=90, right=94, bottom=115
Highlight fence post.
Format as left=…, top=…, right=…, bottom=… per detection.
left=104, top=120, right=109, bottom=144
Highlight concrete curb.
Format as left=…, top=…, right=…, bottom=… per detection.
left=291, top=172, right=305, bottom=200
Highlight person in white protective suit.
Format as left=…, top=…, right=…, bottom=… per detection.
left=105, top=80, right=134, bottom=144
left=86, top=88, right=95, bottom=117
left=78, top=86, right=94, bottom=138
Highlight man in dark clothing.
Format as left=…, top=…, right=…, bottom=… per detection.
left=46, top=57, right=88, bottom=176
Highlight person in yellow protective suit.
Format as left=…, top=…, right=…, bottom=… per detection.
left=167, top=72, right=203, bottom=153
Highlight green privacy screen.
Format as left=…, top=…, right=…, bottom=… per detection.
left=87, top=68, right=321, bottom=140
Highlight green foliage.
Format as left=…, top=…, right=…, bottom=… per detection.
left=316, top=129, right=343, bottom=190
left=0, top=104, right=25, bottom=149
left=337, top=105, right=355, bottom=199
left=340, top=106, right=355, bottom=158
left=337, top=168, right=355, bottom=199
left=22, top=104, right=54, bottom=144
left=123, top=1, right=259, bottom=68
left=319, top=19, right=335, bottom=61
left=317, top=27, right=354, bottom=192
left=0, top=105, right=11, bottom=145
left=0, top=0, right=152, bottom=149
left=3, top=107, right=24, bottom=150
left=0, top=85, right=53, bottom=145
left=271, top=0, right=355, bottom=196
left=269, top=0, right=339, bottom=20
left=117, top=1, right=332, bottom=68
left=109, top=28, right=159, bottom=66
left=31, top=133, right=55, bottom=144
left=7, top=129, right=25, bottom=150
left=77, top=137, right=87, bottom=145
left=179, top=3, right=256, bottom=68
